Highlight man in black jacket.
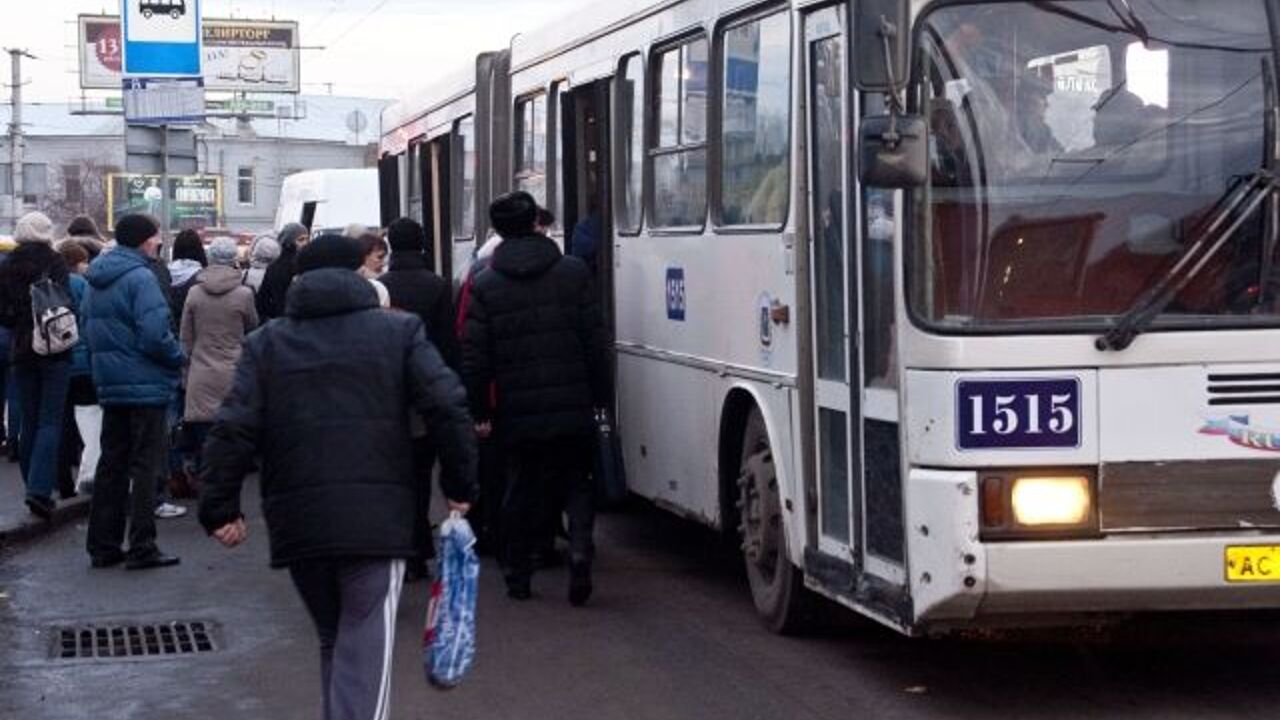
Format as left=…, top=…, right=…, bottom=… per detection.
left=198, top=235, right=477, bottom=720
left=380, top=216, right=460, bottom=579
left=462, top=191, right=608, bottom=606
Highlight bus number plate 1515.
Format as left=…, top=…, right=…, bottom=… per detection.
left=956, top=378, right=1081, bottom=451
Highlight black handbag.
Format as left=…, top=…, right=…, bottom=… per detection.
left=593, top=409, right=628, bottom=508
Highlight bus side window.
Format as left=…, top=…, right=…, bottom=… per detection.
left=718, top=11, right=791, bottom=228
left=514, top=94, right=548, bottom=205
left=650, top=37, right=709, bottom=230
left=616, top=54, right=645, bottom=234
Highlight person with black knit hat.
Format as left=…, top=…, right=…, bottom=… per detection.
left=199, top=233, right=477, bottom=720
left=462, top=191, right=609, bottom=605
left=81, top=213, right=186, bottom=570
left=380, top=217, right=459, bottom=580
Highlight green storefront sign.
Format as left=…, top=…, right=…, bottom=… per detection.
left=109, top=174, right=222, bottom=231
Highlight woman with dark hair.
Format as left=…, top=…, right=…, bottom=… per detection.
left=356, top=233, right=390, bottom=308
left=256, top=223, right=311, bottom=320
left=168, top=229, right=207, bottom=317
left=55, top=241, right=96, bottom=498
left=65, top=215, right=106, bottom=259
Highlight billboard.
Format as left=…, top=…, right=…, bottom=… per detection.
left=108, top=174, right=222, bottom=231
left=80, top=15, right=300, bottom=92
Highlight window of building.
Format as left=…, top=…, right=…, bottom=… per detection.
left=452, top=116, right=476, bottom=241
left=650, top=37, right=709, bottom=229
left=720, top=12, right=792, bottom=227
left=63, top=164, right=83, bottom=206
left=0, top=164, right=10, bottom=195
left=22, top=164, right=46, bottom=206
left=237, top=166, right=255, bottom=206
left=514, top=93, right=548, bottom=205
left=616, top=55, right=645, bottom=234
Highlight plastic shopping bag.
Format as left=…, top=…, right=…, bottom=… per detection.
left=424, top=512, right=479, bottom=689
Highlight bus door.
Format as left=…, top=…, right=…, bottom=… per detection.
left=563, top=79, right=617, bottom=409
left=427, top=136, right=453, bottom=277
left=804, top=5, right=908, bottom=602
left=804, top=5, right=863, bottom=581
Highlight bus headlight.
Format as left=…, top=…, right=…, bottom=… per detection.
left=980, top=470, right=1098, bottom=539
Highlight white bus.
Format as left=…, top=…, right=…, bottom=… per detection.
left=276, top=168, right=380, bottom=237
left=381, top=0, right=1280, bottom=635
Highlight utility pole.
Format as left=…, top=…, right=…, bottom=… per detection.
left=5, top=49, right=35, bottom=234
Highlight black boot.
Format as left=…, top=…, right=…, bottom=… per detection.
left=569, top=560, right=592, bottom=607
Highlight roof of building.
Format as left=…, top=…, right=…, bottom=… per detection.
left=0, top=94, right=390, bottom=145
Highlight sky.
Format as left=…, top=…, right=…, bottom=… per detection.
left=0, top=0, right=592, bottom=103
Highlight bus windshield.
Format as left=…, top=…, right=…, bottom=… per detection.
left=913, top=0, right=1279, bottom=332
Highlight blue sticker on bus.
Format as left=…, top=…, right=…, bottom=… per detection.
left=666, top=268, right=686, bottom=321
left=956, top=378, right=1081, bottom=451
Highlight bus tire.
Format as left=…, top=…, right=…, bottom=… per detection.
left=737, top=406, right=810, bottom=635
left=171, top=9, right=182, bottom=19
left=142, top=9, right=153, bottom=18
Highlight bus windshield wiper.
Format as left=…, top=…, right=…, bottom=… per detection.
left=1097, top=169, right=1280, bottom=351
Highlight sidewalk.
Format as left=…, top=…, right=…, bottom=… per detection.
left=0, top=458, right=91, bottom=549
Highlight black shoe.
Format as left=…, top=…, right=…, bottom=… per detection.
left=90, top=554, right=125, bottom=569
left=506, top=579, right=532, bottom=601
left=24, top=495, right=54, bottom=520
left=569, top=561, right=593, bottom=607
left=125, top=552, right=181, bottom=571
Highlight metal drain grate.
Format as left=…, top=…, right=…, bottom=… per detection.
left=53, top=621, right=218, bottom=660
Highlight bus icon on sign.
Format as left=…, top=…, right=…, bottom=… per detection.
left=140, top=0, right=187, bottom=20
left=666, top=268, right=686, bottom=321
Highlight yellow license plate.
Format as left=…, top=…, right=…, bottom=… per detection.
left=1225, top=546, right=1280, bottom=583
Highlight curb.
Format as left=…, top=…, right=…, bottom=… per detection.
left=0, top=496, right=92, bottom=549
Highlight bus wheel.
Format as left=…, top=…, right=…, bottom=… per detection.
left=170, top=9, right=182, bottom=19
left=737, top=407, right=809, bottom=634
left=142, top=9, right=153, bottom=18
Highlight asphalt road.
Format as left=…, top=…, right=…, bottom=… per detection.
left=3, top=475, right=1280, bottom=720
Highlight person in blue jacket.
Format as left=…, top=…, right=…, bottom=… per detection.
left=82, top=214, right=186, bottom=571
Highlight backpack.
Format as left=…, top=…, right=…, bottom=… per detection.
left=30, top=275, right=79, bottom=356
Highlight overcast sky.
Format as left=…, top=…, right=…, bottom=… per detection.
left=0, top=0, right=591, bottom=103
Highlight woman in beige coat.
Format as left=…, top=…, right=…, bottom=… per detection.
left=180, top=238, right=258, bottom=473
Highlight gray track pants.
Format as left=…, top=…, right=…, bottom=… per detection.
left=289, top=558, right=406, bottom=720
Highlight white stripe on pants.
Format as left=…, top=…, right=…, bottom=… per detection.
left=289, top=558, right=406, bottom=720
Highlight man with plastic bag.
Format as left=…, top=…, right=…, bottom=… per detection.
left=198, top=235, right=477, bottom=720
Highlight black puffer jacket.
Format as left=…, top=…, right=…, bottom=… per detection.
left=198, top=268, right=478, bottom=568
left=0, top=243, right=71, bottom=366
left=462, top=233, right=608, bottom=445
left=381, top=251, right=460, bottom=370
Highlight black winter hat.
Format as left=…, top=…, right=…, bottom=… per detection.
left=386, top=217, right=426, bottom=253
left=296, top=234, right=364, bottom=275
left=489, top=191, right=538, bottom=238
left=115, top=214, right=159, bottom=249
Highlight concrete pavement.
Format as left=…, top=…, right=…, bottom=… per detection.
left=3, top=477, right=1280, bottom=719
left=0, top=455, right=91, bottom=549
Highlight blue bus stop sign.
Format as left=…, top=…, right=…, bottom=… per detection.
left=122, top=0, right=202, bottom=77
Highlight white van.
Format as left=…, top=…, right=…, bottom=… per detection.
left=275, top=169, right=380, bottom=236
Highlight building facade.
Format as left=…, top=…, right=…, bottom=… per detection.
left=0, top=95, right=387, bottom=236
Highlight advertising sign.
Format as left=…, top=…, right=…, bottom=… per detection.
left=81, top=15, right=299, bottom=92
left=108, top=174, right=222, bottom=231
left=122, top=0, right=203, bottom=77
left=80, top=16, right=123, bottom=89
left=122, top=77, right=205, bottom=124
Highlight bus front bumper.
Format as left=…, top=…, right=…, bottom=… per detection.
left=908, top=470, right=1280, bottom=624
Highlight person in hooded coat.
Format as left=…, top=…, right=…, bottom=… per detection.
left=462, top=191, right=609, bottom=605
left=256, top=223, right=310, bottom=321
left=181, top=237, right=258, bottom=475
left=0, top=212, right=73, bottom=518
left=242, top=235, right=281, bottom=294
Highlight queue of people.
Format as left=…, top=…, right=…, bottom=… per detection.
left=3, top=195, right=607, bottom=720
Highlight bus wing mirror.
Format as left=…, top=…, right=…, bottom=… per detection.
left=859, top=114, right=928, bottom=189
left=854, top=0, right=910, bottom=93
